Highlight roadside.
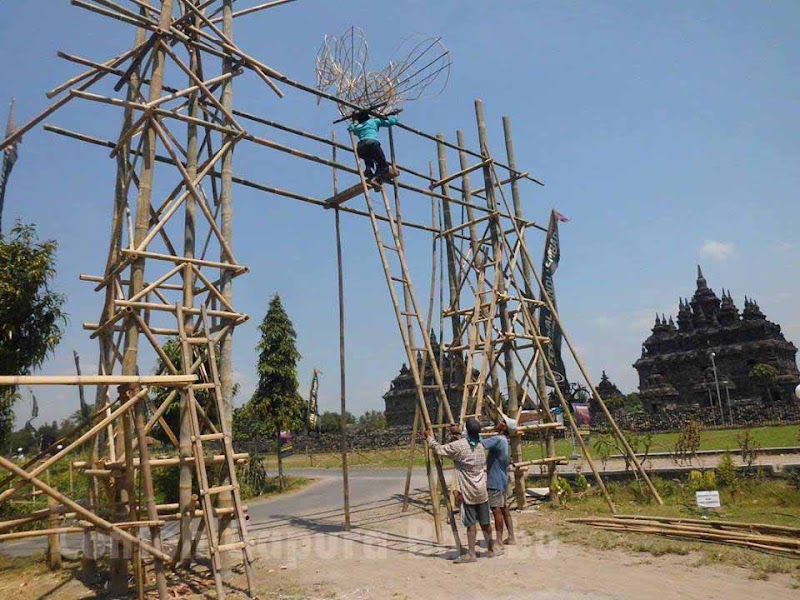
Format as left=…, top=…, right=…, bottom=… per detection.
left=1, top=469, right=798, bottom=599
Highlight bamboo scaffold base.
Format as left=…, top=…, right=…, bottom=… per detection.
left=0, top=1, right=662, bottom=596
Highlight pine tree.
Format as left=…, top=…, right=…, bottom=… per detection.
left=243, top=294, right=305, bottom=489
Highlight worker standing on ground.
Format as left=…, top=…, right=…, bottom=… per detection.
left=347, top=110, right=398, bottom=189
left=481, top=416, right=517, bottom=549
left=424, top=417, right=496, bottom=563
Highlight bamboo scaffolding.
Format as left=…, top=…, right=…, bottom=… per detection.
left=0, top=453, right=171, bottom=562
left=0, top=4, right=662, bottom=593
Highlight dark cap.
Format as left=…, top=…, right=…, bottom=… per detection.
left=465, top=417, right=481, bottom=440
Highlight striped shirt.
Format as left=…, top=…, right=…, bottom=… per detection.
left=427, top=436, right=488, bottom=505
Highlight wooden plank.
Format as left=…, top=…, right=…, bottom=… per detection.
left=324, top=183, right=363, bottom=209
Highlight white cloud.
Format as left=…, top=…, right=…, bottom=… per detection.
left=774, top=241, right=794, bottom=252
left=592, top=315, right=614, bottom=329
left=701, top=240, right=735, bottom=262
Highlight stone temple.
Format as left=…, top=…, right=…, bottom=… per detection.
left=383, top=331, right=473, bottom=428
left=633, top=266, right=799, bottom=413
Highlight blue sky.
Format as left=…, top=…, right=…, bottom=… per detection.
left=1, top=1, right=799, bottom=426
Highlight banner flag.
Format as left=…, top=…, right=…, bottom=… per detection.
left=0, top=99, right=22, bottom=234
left=538, top=209, right=569, bottom=387
left=307, top=369, right=320, bottom=437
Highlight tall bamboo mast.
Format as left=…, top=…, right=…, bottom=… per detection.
left=179, top=1, right=201, bottom=568
left=216, top=0, right=238, bottom=567
left=332, top=132, right=351, bottom=530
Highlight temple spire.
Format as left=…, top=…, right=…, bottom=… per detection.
left=696, top=264, right=708, bottom=290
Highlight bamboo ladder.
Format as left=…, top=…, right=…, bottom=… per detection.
left=347, top=133, right=463, bottom=554
left=175, top=304, right=255, bottom=599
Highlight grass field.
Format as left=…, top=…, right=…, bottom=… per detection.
left=276, top=423, right=800, bottom=470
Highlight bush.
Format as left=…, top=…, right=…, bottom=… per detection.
left=151, top=465, right=180, bottom=504
left=736, top=428, right=761, bottom=467
left=653, top=477, right=679, bottom=499
left=687, top=469, right=716, bottom=493
left=553, top=475, right=573, bottom=503
left=573, top=473, right=589, bottom=493
left=716, top=452, right=739, bottom=489
left=239, top=454, right=270, bottom=497
left=674, top=420, right=702, bottom=465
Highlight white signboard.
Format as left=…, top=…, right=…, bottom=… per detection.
left=696, top=490, right=721, bottom=509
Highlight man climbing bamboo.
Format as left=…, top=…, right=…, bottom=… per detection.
left=347, top=110, right=399, bottom=190
left=424, top=417, right=496, bottom=563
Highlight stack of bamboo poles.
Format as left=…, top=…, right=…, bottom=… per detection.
left=568, top=515, right=800, bottom=558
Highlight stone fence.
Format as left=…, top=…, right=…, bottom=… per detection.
left=233, top=399, right=800, bottom=455
left=235, top=427, right=414, bottom=455
left=591, top=398, right=800, bottom=432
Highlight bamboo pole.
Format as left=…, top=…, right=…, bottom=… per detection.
left=209, top=0, right=297, bottom=22
left=401, top=405, right=421, bottom=512
left=512, top=457, right=569, bottom=469
left=46, top=497, right=62, bottom=570
left=0, top=375, right=194, bottom=386
left=45, top=125, right=488, bottom=237
left=435, top=135, right=463, bottom=359
left=178, top=22, right=200, bottom=565
left=72, top=453, right=249, bottom=470
left=332, top=132, right=351, bottom=531
left=0, top=527, right=83, bottom=542
left=216, top=0, right=237, bottom=573
left=474, top=102, right=523, bottom=498
left=130, top=383, right=169, bottom=599
left=499, top=114, right=541, bottom=508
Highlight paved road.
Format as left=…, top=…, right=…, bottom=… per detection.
left=2, top=453, right=798, bottom=559
left=0, top=468, right=429, bottom=558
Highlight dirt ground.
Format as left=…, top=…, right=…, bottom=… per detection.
left=2, top=492, right=798, bottom=599
left=243, top=498, right=799, bottom=600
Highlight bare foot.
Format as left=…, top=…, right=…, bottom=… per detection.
left=453, top=555, right=477, bottom=564
left=504, top=537, right=517, bottom=545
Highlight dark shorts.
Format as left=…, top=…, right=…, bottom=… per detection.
left=488, top=488, right=506, bottom=508
left=462, top=501, right=491, bottom=527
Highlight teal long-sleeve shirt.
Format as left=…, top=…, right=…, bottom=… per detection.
left=347, top=116, right=399, bottom=141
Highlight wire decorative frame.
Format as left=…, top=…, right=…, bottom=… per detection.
left=316, top=27, right=451, bottom=116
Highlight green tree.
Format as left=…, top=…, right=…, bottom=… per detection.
left=240, top=295, right=305, bottom=489
left=0, top=223, right=66, bottom=450
left=319, top=410, right=355, bottom=433
left=749, top=363, right=779, bottom=402
left=358, top=410, right=387, bottom=432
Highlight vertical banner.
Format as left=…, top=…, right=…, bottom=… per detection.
left=0, top=99, right=21, bottom=234
left=539, top=209, right=569, bottom=387
left=307, top=368, right=320, bottom=437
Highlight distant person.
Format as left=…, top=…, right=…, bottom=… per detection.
left=481, top=416, right=517, bottom=548
left=424, top=417, right=496, bottom=563
left=347, top=110, right=399, bottom=189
